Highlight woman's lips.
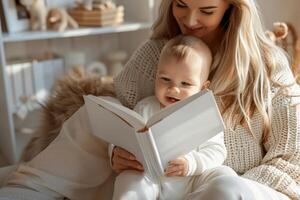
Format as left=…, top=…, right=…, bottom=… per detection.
left=183, top=25, right=203, bottom=34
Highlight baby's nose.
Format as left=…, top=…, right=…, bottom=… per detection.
left=168, top=86, right=180, bottom=94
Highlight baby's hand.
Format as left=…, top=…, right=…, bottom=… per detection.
left=164, top=156, right=188, bottom=177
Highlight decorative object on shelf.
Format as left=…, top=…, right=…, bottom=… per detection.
left=20, top=0, right=47, bottom=31
left=1, top=0, right=30, bottom=33
left=15, top=95, right=40, bottom=120
left=283, top=23, right=300, bottom=84
left=106, top=50, right=127, bottom=76
left=46, top=8, right=79, bottom=32
left=75, top=0, right=94, bottom=11
left=64, top=51, right=86, bottom=71
left=68, top=0, right=124, bottom=27
left=266, top=22, right=300, bottom=83
left=87, top=61, right=108, bottom=76
left=6, top=54, right=65, bottom=118
left=265, top=22, right=288, bottom=44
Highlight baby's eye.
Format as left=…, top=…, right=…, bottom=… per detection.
left=161, top=77, right=171, bottom=82
left=182, top=82, right=192, bottom=86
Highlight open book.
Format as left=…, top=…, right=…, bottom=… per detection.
left=84, top=90, right=225, bottom=179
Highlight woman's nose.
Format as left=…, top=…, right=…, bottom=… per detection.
left=185, top=10, right=199, bottom=27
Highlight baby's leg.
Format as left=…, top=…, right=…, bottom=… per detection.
left=113, top=170, right=159, bottom=200
left=185, top=166, right=289, bottom=200
left=192, top=165, right=237, bottom=188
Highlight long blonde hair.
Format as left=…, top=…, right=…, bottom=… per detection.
left=152, top=0, right=293, bottom=142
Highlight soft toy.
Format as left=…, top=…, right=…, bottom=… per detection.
left=266, top=22, right=300, bottom=83
left=294, top=40, right=300, bottom=81
left=20, top=0, right=47, bottom=31
left=46, top=8, right=79, bottom=32
left=265, top=22, right=288, bottom=43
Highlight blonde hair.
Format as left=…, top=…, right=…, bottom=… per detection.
left=159, top=35, right=212, bottom=81
left=152, top=0, right=294, bottom=143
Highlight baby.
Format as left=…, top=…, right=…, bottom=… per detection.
left=112, top=35, right=234, bottom=200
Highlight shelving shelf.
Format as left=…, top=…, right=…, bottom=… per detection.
left=0, top=0, right=158, bottom=165
left=3, top=22, right=152, bottom=43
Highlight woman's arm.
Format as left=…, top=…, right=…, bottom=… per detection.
left=242, top=80, right=300, bottom=199
left=114, top=39, right=166, bottom=109
left=110, top=145, right=144, bottom=173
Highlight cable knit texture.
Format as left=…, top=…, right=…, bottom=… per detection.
left=114, top=39, right=300, bottom=199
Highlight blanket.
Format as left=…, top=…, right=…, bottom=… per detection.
left=21, top=67, right=116, bottom=162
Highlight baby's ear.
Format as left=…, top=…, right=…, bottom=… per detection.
left=201, top=80, right=210, bottom=90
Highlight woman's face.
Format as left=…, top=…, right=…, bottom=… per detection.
left=172, top=0, right=230, bottom=42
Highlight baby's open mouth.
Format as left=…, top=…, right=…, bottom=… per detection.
left=167, top=96, right=180, bottom=103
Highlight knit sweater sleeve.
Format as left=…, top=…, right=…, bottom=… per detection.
left=114, top=39, right=166, bottom=109
left=242, top=65, right=300, bottom=199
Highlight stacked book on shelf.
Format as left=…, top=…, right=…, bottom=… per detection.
left=6, top=54, right=65, bottom=118
left=69, top=1, right=124, bottom=27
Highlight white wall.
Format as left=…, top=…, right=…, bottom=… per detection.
left=257, top=0, right=300, bottom=32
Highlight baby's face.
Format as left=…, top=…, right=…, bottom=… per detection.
left=155, top=56, right=208, bottom=108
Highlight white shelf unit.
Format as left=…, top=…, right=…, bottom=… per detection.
left=2, top=22, right=152, bottom=43
left=0, top=0, right=158, bottom=164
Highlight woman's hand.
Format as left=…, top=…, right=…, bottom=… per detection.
left=165, top=156, right=188, bottom=177
left=111, top=146, right=144, bottom=173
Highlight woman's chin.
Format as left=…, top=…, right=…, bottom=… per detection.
left=182, top=30, right=206, bottom=38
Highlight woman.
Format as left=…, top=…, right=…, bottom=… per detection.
left=0, top=0, right=299, bottom=199
left=112, top=0, right=300, bottom=199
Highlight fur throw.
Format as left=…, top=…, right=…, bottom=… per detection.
left=21, top=67, right=115, bottom=162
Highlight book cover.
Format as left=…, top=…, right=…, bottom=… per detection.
left=84, top=90, right=225, bottom=178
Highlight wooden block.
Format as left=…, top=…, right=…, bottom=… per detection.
left=69, top=5, right=124, bottom=27
left=76, top=17, right=124, bottom=27
left=68, top=6, right=124, bottom=18
left=71, top=11, right=124, bottom=21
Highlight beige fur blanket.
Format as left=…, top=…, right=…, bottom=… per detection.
left=21, top=67, right=116, bottom=162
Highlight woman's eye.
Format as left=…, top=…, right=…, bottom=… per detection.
left=200, top=10, right=214, bottom=15
left=175, top=1, right=187, bottom=8
left=182, top=82, right=192, bottom=86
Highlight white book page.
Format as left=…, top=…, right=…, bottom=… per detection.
left=149, top=91, right=224, bottom=169
left=86, top=95, right=146, bottom=130
left=84, top=95, right=145, bottom=164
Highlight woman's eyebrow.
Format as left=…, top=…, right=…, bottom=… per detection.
left=178, top=0, right=186, bottom=5
left=199, top=6, right=218, bottom=9
left=177, top=0, right=217, bottom=9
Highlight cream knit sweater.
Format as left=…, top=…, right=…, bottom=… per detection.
left=114, top=39, right=300, bottom=199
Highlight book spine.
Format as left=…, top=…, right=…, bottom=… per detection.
left=147, top=129, right=164, bottom=177
left=134, top=132, right=152, bottom=176
left=135, top=131, right=163, bottom=182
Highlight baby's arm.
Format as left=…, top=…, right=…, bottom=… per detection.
left=166, top=132, right=227, bottom=177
